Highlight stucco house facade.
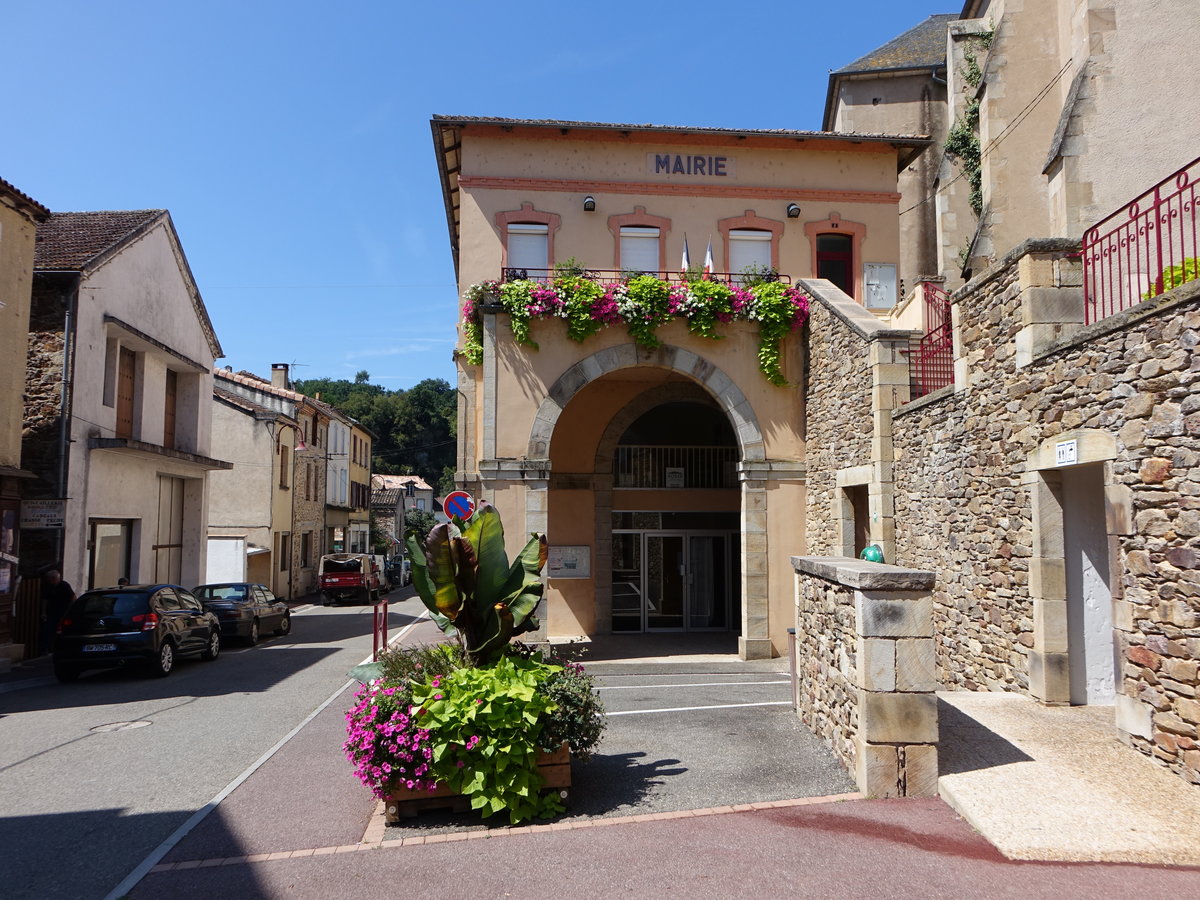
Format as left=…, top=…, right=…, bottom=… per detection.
left=22, top=210, right=229, bottom=592
left=434, top=115, right=928, bottom=659
left=0, top=177, right=49, bottom=662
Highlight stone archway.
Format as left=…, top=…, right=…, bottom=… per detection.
left=527, top=343, right=775, bottom=658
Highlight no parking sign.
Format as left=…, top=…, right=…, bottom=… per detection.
left=443, top=491, right=476, bottom=520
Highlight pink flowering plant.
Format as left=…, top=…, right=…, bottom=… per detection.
left=459, top=267, right=810, bottom=384
left=344, top=680, right=437, bottom=799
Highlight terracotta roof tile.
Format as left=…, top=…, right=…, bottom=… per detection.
left=35, top=209, right=165, bottom=270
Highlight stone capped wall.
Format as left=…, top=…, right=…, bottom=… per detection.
left=794, top=567, right=859, bottom=766
left=892, top=246, right=1200, bottom=785
left=804, top=292, right=874, bottom=555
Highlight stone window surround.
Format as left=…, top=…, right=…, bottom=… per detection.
left=607, top=206, right=672, bottom=272
left=804, top=213, right=867, bottom=302
left=494, top=202, right=562, bottom=271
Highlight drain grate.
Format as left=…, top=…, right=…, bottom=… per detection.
left=90, top=721, right=152, bottom=733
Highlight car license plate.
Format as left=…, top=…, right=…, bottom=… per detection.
left=83, top=643, right=117, bottom=652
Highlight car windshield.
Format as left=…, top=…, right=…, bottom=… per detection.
left=195, top=585, right=248, bottom=601
left=70, top=592, right=146, bottom=619
left=322, top=558, right=361, bottom=574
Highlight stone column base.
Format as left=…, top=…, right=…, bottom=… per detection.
left=738, top=637, right=773, bottom=660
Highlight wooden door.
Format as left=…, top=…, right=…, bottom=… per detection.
left=163, top=369, right=177, bottom=449
left=116, top=347, right=135, bottom=439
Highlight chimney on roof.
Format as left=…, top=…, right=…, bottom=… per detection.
left=271, top=363, right=289, bottom=390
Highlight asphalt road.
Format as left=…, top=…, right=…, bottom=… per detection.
left=0, top=591, right=426, bottom=900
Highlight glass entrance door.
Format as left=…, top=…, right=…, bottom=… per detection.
left=613, top=531, right=732, bottom=632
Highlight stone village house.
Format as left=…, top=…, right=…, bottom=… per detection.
left=14, top=209, right=231, bottom=642
left=0, top=177, right=49, bottom=667
left=207, top=364, right=372, bottom=598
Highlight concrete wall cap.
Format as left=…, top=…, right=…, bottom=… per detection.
left=792, top=555, right=935, bottom=590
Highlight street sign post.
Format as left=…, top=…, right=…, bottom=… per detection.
left=443, top=491, right=476, bottom=520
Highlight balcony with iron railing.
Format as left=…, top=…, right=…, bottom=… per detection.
left=1082, top=154, right=1200, bottom=324
left=500, top=267, right=791, bottom=285
left=613, top=445, right=738, bottom=489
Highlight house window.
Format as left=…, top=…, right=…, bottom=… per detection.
left=279, top=444, right=290, bottom=488
left=417, top=499, right=426, bottom=512
left=300, top=532, right=311, bottom=568
left=506, top=224, right=549, bottom=273
left=728, top=229, right=772, bottom=280
left=619, top=227, right=661, bottom=275
left=817, top=233, right=854, bottom=295
left=279, top=533, right=291, bottom=571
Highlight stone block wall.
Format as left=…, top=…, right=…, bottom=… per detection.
left=803, top=287, right=874, bottom=556
left=793, top=556, right=939, bottom=797
left=890, top=241, right=1200, bottom=785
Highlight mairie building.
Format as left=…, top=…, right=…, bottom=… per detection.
left=433, top=115, right=927, bottom=659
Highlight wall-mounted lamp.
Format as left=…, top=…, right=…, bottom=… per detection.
left=583, top=195, right=596, bottom=212
left=786, top=203, right=801, bottom=219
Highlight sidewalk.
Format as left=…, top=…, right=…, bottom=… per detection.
left=120, top=629, right=1200, bottom=899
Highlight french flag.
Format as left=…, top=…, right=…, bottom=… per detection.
left=703, top=237, right=714, bottom=279
left=681, top=234, right=691, bottom=275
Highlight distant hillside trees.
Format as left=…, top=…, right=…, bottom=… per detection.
left=294, top=373, right=456, bottom=496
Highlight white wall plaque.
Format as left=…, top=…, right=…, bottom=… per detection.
left=547, top=545, right=591, bottom=579
left=864, top=263, right=898, bottom=309
left=664, top=467, right=686, bottom=488
left=20, top=499, right=65, bottom=529
left=1055, top=439, right=1078, bottom=467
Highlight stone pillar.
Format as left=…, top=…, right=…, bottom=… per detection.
left=792, top=556, right=939, bottom=798
left=738, top=468, right=771, bottom=660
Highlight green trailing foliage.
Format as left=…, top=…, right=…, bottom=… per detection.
left=1143, top=257, right=1200, bottom=300
left=406, top=501, right=547, bottom=666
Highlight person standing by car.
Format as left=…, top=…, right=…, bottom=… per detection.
left=40, top=569, right=75, bottom=655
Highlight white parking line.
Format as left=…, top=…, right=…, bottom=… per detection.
left=597, top=680, right=790, bottom=691
left=607, top=701, right=792, bottom=716
left=103, top=609, right=429, bottom=900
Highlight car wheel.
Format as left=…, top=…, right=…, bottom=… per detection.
left=275, top=615, right=291, bottom=636
left=54, top=662, right=80, bottom=683
left=150, top=641, right=175, bottom=678
left=201, top=631, right=221, bottom=661
left=247, top=619, right=259, bottom=646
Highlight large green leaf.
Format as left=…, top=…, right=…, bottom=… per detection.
left=423, top=522, right=464, bottom=621
left=461, top=503, right=510, bottom=608
left=347, top=661, right=384, bottom=683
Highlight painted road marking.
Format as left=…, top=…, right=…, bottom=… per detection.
left=607, top=701, right=792, bottom=717
left=596, top=680, right=790, bottom=691
left=103, top=609, right=431, bottom=900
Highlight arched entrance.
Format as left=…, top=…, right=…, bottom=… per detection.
left=528, top=342, right=778, bottom=659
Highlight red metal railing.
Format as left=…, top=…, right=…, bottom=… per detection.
left=500, top=267, right=791, bottom=285
left=1082, top=155, right=1200, bottom=323
left=372, top=595, right=389, bottom=661
left=909, top=282, right=953, bottom=399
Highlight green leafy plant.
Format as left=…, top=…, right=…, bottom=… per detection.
left=557, top=275, right=607, bottom=343
left=553, top=256, right=591, bottom=279
left=618, top=274, right=674, bottom=347
left=412, top=654, right=564, bottom=823
left=739, top=263, right=780, bottom=286
left=498, top=280, right=538, bottom=347
left=1143, top=257, right=1200, bottom=299
left=407, top=501, right=547, bottom=666
left=747, top=282, right=810, bottom=386
left=515, top=643, right=606, bottom=760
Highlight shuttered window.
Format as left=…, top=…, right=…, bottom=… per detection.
left=620, top=226, right=660, bottom=274
left=163, top=370, right=177, bottom=449
left=116, top=348, right=136, bottom=439
left=729, top=229, right=772, bottom=280
left=507, top=223, right=549, bottom=272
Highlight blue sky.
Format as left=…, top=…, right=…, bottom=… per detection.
left=2, top=1, right=949, bottom=388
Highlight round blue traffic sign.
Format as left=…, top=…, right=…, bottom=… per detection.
left=444, top=491, right=476, bottom=520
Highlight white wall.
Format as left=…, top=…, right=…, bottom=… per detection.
left=206, top=535, right=247, bottom=583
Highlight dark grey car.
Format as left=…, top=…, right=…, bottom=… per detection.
left=193, top=582, right=291, bottom=645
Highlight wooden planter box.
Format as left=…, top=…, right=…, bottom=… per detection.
left=383, top=742, right=571, bottom=822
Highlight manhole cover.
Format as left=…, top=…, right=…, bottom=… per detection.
left=90, top=721, right=152, bottom=733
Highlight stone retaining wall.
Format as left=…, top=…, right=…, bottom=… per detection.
left=793, top=556, right=938, bottom=797
left=891, top=245, right=1200, bottom=785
